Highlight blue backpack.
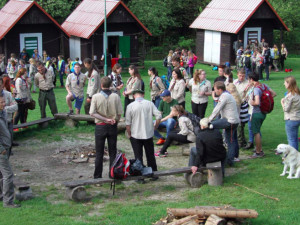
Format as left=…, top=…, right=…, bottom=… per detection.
left=160, top=75, right=170, bottom=89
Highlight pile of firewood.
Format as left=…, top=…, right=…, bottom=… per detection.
left=154, top=206, right=258, bottom=225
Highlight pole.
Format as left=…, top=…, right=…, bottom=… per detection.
left=104, top=0, right=107, bottom=76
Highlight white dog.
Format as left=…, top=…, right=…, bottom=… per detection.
left=275, top=144, right=300, bottom=179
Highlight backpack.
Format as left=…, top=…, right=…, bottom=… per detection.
left=110, top=152, right=130, bottom=179
left=185, top=111, right=201, bottom=135
left=193, top=55, right=198, bottom=64
left=163, top=57, right=168, bottom=67
left=161, top=75, right=170, bottom=89
left=154, top=76, right=168, bottom=90
left=257, top=84, right=274, bottom=114
left=244, top=56, right=251, bottom=69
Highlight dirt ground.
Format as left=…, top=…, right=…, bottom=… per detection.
left=11, top=133, right=248, bottom=204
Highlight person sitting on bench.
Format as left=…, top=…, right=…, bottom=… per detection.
left=155, top=105, right=196, bottom=157
left=189, top=118, right=226, bottom=176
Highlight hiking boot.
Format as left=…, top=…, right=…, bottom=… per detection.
left=156, top=138, right=165, bottom=145
left=244, top=142, right=254, bottom=150
left=3, top=203, right=21, bottom=208
left=67, top=110, right=74, bottom=115
left=251, top=151, right=265, bottom=158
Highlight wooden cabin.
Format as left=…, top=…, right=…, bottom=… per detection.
left=0, top=0, right=70, bottom=62
left=190, top=0, right=289, bottom=66
left=62, top=0, right=152, bottom=68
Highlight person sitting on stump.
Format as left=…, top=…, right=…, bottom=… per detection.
left=155, top=105, right=196, bottom=157
left=189, top=118, right=226, bottom=176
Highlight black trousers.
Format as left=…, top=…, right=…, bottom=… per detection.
left=160, top=131, right=192, bottom=154
left=14, top=101, right=26, bottom=125
left=130, top=137, right=157, bottom=171
left=124, top=97, right=134, bottom=116
left=280, top=54, right=286, bottom=70
left=94, top=124, right=118, bottom=178
left=191, top=101, right=208, bottom=119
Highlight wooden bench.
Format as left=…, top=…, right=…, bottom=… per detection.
left=54, top=113, right=126, bottom=131
left=63, top=163, right=222, bottom=201
left=13, top=117, right=54, bottom=129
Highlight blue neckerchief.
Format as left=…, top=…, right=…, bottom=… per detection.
left=74, top=72, right=80, bottom=85
left=199, top=80, right=206, bottom=87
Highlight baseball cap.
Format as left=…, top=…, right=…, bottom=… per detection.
left=160, top=90, right=171, bottom=97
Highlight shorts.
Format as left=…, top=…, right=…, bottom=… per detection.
left=72, top=94, right=84, bottom=109
left=251, top=113, right=266, bottom=134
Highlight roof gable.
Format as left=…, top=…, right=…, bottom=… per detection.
left=62, top=0, right=152, bottom=39
left=190, top=0, right=289, bottom=34
left=0, top=0, right=69, bottom=40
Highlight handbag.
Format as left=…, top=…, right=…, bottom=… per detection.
left=26, top=99, right=36, bottom=110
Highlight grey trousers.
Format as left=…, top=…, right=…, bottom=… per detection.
left=0, top=155, right=14, bottom=205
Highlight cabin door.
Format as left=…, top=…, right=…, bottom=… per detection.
left=204, top=30, right=220, bottom=65
left=20, top=33, right=43, bottom=57
left=244, top=27, right=261, bottom=48
left=69, top=37, right=81, bottom=60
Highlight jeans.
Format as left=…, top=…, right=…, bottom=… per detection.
left=188, top=67, right=194, bottom=78
left=285, top=120, right=300, bottom=151
left=152, top=96, right=161, bottom=109
left=167, top=66, right=172, bottom=81
left=94, top=124, right=118, bottom=178
left=0, top=155, right=14, bottom=205
left=59, top=72, right=64, bottom=86
left=211, top=119, right=239, bottom=166
left=245, top=67, right=251, bottom=79
left=154, top=118, right=176, bottom=139
left=130, top=137, right=157, bottom=171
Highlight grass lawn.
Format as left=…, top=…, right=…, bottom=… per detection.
left=2, top=59, right=300, bottom=225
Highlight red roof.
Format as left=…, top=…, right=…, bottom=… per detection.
left=0, top=0, right=70, bottom=40
left=62, top=0, right=152, bottom=39
left=190, top=0, right=289, bottom=34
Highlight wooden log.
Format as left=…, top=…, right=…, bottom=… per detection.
left=182, top=221, right=199, bottom=225
left=205, top=214, right=226, bottom=225
left=167, top=208, right=258, bottom=219
left=207, top=162, right=223, bottom=186
left=67, top=186, right=87, bottom=201
left=65, top=118, right=78, bottom=127
left=185, top=172, right=206, bottom=188
left=168, top=215, right=198, bottom=225
left=13, top=117, right=54, bottom=129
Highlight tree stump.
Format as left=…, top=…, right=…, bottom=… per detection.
left=185, top=172, right=206, bottom=188
left=39, top=121, right=49, bottom=129
left=207, top=162, right=223, bottom=186
left=67, top=186, right=87, bottom=201
left=65, top=118, right=78, bottom=128
left=15, top=187, right=34, bottom=201
left=205, top=214, right=226, bottom=225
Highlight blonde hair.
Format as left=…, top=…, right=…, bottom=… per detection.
left=29, top=58, right=36, bottom=64
left=285, top=76, right=300, bottom=95
left=226, top=83, right=242, bottom=106
left=193, top=69, right=205, bottom=84
left=168, top=50, right=173, bottom=57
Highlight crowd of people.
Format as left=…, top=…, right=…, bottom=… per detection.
left=0, top=41, right=299, bottom=208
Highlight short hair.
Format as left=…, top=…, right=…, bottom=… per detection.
left=171, top=55, right=180, bottom=63
left=200, top=118, right=209, bottom=128
left=101, top=76, right=112, bottom=88
left=214, top=81, right=226, bottom=91
left=218, top=65, right=225, bottom=69
left=248, top=72, right=259, bottom=81
left=74, top=62, right=81, bottom=67
left=237, top=68, right=246, bottom=75
left=58, top=55, right=63, bottom=59
left=75, top=57, right=79, bottom=61
left=36, top=61, right=44, bottom=67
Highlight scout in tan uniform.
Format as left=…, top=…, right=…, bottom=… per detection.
left=35, top=61, right=58, bottom=118
left=89, top=76, right=123, bottom=178
left=66, top=63, right=87, bottom=114
left=83, top=58, right=101, bottom=115
left=168, top=68, right=186, bottom=108
left=148, top=67, right=165, bottom=108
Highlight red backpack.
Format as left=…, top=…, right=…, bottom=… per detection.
left=257, top=84, right=274, bottom=114
left=110, top=152, right=130, bottom=179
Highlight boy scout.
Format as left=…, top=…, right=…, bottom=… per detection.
left=66, top=63, right=87, bottom=114
left=89, top=76, right=123, bottom=178
left=35, top=61, right=58, bottom=118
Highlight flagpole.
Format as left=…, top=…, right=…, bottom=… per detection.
left=104, top=0, right=107, bottom=76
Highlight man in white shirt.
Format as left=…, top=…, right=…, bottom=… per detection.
left=125, top=89, right=161, bottom=177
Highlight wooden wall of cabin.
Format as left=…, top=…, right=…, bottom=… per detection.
left=195, top=30, right=204, bottom=62
left=220, top=33, right=236, bottom=65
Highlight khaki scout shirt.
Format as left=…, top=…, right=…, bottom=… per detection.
left=35, top=69, right=55, bottom=90
left=233, top=79, right=249, bottom=100
left=15, top=77, right=29, bottom=100
left=3, top=90, right=17, bottom=123
left=169, top=79, right=186, bottom=103
left=126, top=77, right=142, bottom=100
left=66, top=72, right=87, bottom=99
left=188, top=78, right=212, bottom=104
left=283, top=93, right=300, bottom=121
left=89, top=91, right=123, bottom=124
left=150, top=75, right=165, bottom=100
left=86, top=70, right=101, bottom=98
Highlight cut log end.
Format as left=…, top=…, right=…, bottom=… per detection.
left=205, top=214, right=226, bottom=225
left=185, top=172, right=207, bottom=188
left=67, top=186, right=87, bottom=201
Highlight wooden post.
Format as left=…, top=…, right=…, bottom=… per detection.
left=60, top=31, right=65, bottom=56
left=65, top=118, right=78, bottom=127
left=4, top=37, right=8, bottom=63
left=205, top=214, right=226, bottom=225
left=207, top=161, right=223, bottom=186
left=67, top=186, right=87, bottom=201
left=280, top=28, right=283, bottom=45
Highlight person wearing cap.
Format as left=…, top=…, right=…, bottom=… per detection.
left=189, top=118, right=226, bottom=176
left=154, top=90, right=178, bottom=145
left=90, top=76, right=123, bottom=179
left=125, top=89, right=161, bottom=176
left=208, top=81, right=240, bottom=166
left=66, top=63, right=87, bottom=115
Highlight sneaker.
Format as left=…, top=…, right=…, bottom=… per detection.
left=234, top=157, right=241, bottom=162
left=244, top=142, right=254, bottom=150
left=156, top=138, right=165, bottom=145
left=3, top=203, right=21, bottom=208
left=67, top=110, right=74, bottom=115
left=251, top=151, right=265, bottom=158
left=13, top=128, right=19, bottom=132
left=154, top=151, right=167, bottom=157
